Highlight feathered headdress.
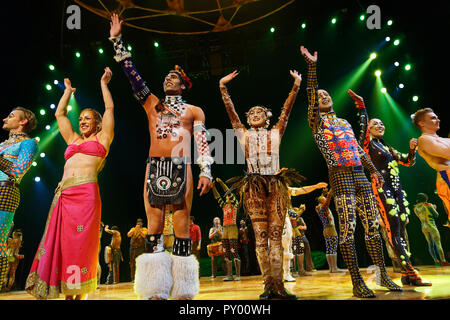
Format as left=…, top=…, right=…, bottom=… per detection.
left=170, top=65, right=192, bottom=90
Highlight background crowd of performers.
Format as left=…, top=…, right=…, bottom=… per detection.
left=0, top=13, right=449, bottom=300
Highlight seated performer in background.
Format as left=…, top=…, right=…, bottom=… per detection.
left=315, top=189, right=345, bottom=273
left=220, top=64, right=304, bottom=299
left=413, top=193, right=450, bottom=266
left=354, top=91, right=429, bottom=286
left=412, top=108, right=450, bottom=227
left=212, top=178, right=241, bottom=281
left=208, top=217, right=226, bottom=278
left=301, top=45, right=401, bottom=298
left=26, top=68, right=115, bottom=300
left=108, top=14, right=212, bottom=300
left=0, top=107, right=37, bottom=289
left=127, top=219, right=147, bottom=282
left=105, top=225, right=123, bottom=285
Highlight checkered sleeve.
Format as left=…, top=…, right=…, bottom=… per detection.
left=109, top=35, right=151, bottom=106
left=1, top=139, right=37, bottom=182
left=304, top=57, right=320, bottom=132
left=0, top=156, right=14, bottom=174
left=390, top=145, right=416, bottom=167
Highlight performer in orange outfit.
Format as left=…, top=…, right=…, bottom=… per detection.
left=412, top=108, right=450, bottom=227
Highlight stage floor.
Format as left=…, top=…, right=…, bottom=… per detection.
left=2, top=265, right=449, bottom=300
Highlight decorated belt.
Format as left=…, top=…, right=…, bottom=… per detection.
left=330, top=165, right=363, bottom=173
left=0, top=180, right=19, bottom=188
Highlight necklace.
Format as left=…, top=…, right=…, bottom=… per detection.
left=0, top=132, right=29, bottom=147
left=162, top=95, right=186, bottom=116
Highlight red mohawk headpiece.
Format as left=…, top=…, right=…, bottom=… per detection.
left=171, top=65, right=192, bottom=90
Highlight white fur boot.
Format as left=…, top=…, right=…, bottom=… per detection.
left=171, top=254, right=200, bottom=299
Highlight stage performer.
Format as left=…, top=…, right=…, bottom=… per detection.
left=238, top=219, right=250, bottom=275
left=212, top=177, right=241, bottom=281
left=2, top=229, right=24, bottom=291
left=208, top=217, right=226, bottom=278
left=219, top=65, right=304, bottom=300
left=127, top=219, right=147, bottom=281
left=354, top=91, right=430, bottom=286
left=413, top=193, right=450, bottom=266
left=412, top=108, right=450, bottom=227
left=26, top=68, right=115, bottom=300
left=301, top=45, right=401, bottom=298
left=108, top=14, right=212, bottom=300
left=315, top=190, right=345, bottom=273
left=105, top=225, right=123, bottom=284
left=0, top=107, right=37, bottom=288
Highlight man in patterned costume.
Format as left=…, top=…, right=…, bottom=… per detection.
left=219, top=66, right=304, bottom=299
left=212, top=177, right=241, bottom=281
left=109, top=14, right=212, bottom=300
left=0, top=107, right=37, bottom=288
left=301, top=46, right=401, bottom=298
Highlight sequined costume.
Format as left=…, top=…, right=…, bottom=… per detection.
left=0, top=133, right=37, bottom=288
left=303, top=53, right=401, bottom=298
left=413, top=196, right=449, bottom=265
left=356, top=105, right=429, bottom=285
left=212, top=179, right=241, bottom=281
left=221, top=76, right=304, bottom=299
left=110, top=33, right=213, bottom=300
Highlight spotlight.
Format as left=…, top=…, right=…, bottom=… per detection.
left=405, top=64, right=412, bottom=71
left=394, top=39, right=400, bottom=46
left=385, top=36, right=391, bottom=42
left=370, top=52, right=377, bottom=60
left=67, top=105, right=72, bottom=111
left=375, top=70, right=382, bottom=77
left=399, top=83, right=404, bottom=89
left=45, top=125, right=51, bottom=130
left=394, top=61, right=400, bottom=67
left=54, top=80, right=59, bottom=85
left=360, top=15, right=365, bottom=21
left=50, top=104, right=56, bottom=109
left=127, top=45, right=132, bottom=51
left=75, top=51, right=81, bottom=58
left=412, top=96, right=419, bottom=102
left=34, top=177, right=41, bottom=182
left=301, top=23, right=306, bottom=29
left=381, top=88, right=387, bottom=94
left=387, top=20, right=393, bottom=26
left=40, top=109, right=46, bottom=116
left=45, top=84, right=52, bottom=91
left=154, top=41, right=159, bottom=47
left=32, top=161, right=37, bottom=167
left=270, top=27, right=275, bottom=33
left=331, top=18, right=337, bottom=24
left=98, top=48, right=104, bottom=54
left=49, top=64, right=55, bottom=71
left=35, top=137, right=40, bottom=142
left=40, top=153, right=46, bottom=158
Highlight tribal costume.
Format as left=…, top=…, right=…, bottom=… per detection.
left=110, top=34, right=213, bottom=300
left=413, top=195, right=449, bottom=266
left=221, top=76, right=304, bottom=299
left=356, top=105, right=429, bottom=285
left=303, top=53, right=401, bottom=298
left=0, top=132, right=37, bottom=288
left=212, top=179, right=241, bottom=281
left=128, top=225, right=147, bottom=282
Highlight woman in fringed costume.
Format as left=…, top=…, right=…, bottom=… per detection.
left=26, top=68, right=115, bottom=300
left=219, top=66, right=304, bottom=300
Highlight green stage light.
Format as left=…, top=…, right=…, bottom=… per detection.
left=360, top=15, right=365, bottom=21
left=331, top=18, right=337, bottom=24
left=375, top=70, right=382, bottom=77
left=394, top=39, right=400, bottom=46
left=154, top=41, right=159, bottom=47
left=40, top=153, right=45, bottom=158
left=40, top=109, right=46, bottom=116
left=399, top=83, right=404, bottom=88
left=45, top=125, right=51, bottom=130
left=387, top=20, right=393, bottom=26
left=413, top=96, right=419, bottom=102
left=35, top=137, right=40, bottom=142
left=370, top=53, right=377, bottom=60
left=45, top=84, right=52, bottom=91
left=270, top=27, right=275, bottom=33
left=49, top=64, right=55, bottom=71
left=98, top=48, right=104, bottom=54
left=127, top=45, right=132, bottom=51
left=68, top=105, right=72, bottom=111
left=301, top=23, right=306, bottom=29
left=75, top=51, right=81, bottom=58
left=381, top=88, right=387, bottom=94
left=32, top=161, right=37, bottom=167
left=405, top=64, right=411, bottom=71
left=394, top=61, right=400, bottom=67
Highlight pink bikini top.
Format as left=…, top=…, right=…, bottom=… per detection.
left=64, top=135, right=107, bottom=161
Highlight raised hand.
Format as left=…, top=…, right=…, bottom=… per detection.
left=101, top=67, right=113, bottom=85
left=409, top=138, right=418, bottom=150
left=290, top=70, right=302, bottom=85
left=300, top=46, right=317, bottom=62
left=219, top=70, right=239, bottom=87
left=64, top=78, right=76, bottom=94
left=315, top=182, right=328, bottom=189
left=348, top=89, right=364, bottom=103
left=110, top=13, right=123, bottom=38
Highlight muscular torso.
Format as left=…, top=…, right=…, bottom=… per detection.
left=110, top=231, right=122, bottom=249
left=7, top=238, right=22, bottom=257
left=418, top=135, right=450, bottom=172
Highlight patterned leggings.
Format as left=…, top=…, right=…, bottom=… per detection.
left=291, top=236, right=304, bottom=254
left=325, top=236, right=338, bottom=255
left=222, top=238, right=240, bottom=260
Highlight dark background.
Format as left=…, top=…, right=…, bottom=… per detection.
left=1, top=0, right=449, bottom=289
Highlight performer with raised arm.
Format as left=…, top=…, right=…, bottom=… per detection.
left=108, top=13, right=212, bottom=300
left=0, top=107, right=37, bottom=288
left=301, top=46, right=401, bottom=298
left=26, top=68, right=115, bottom=300
left=211, top=178, right=241, bottom=281
left=412, top=108, right=450, bottom=227
left=219, top=65, right=304, bottom=300
left=353, top=90, right=430, bottom=286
